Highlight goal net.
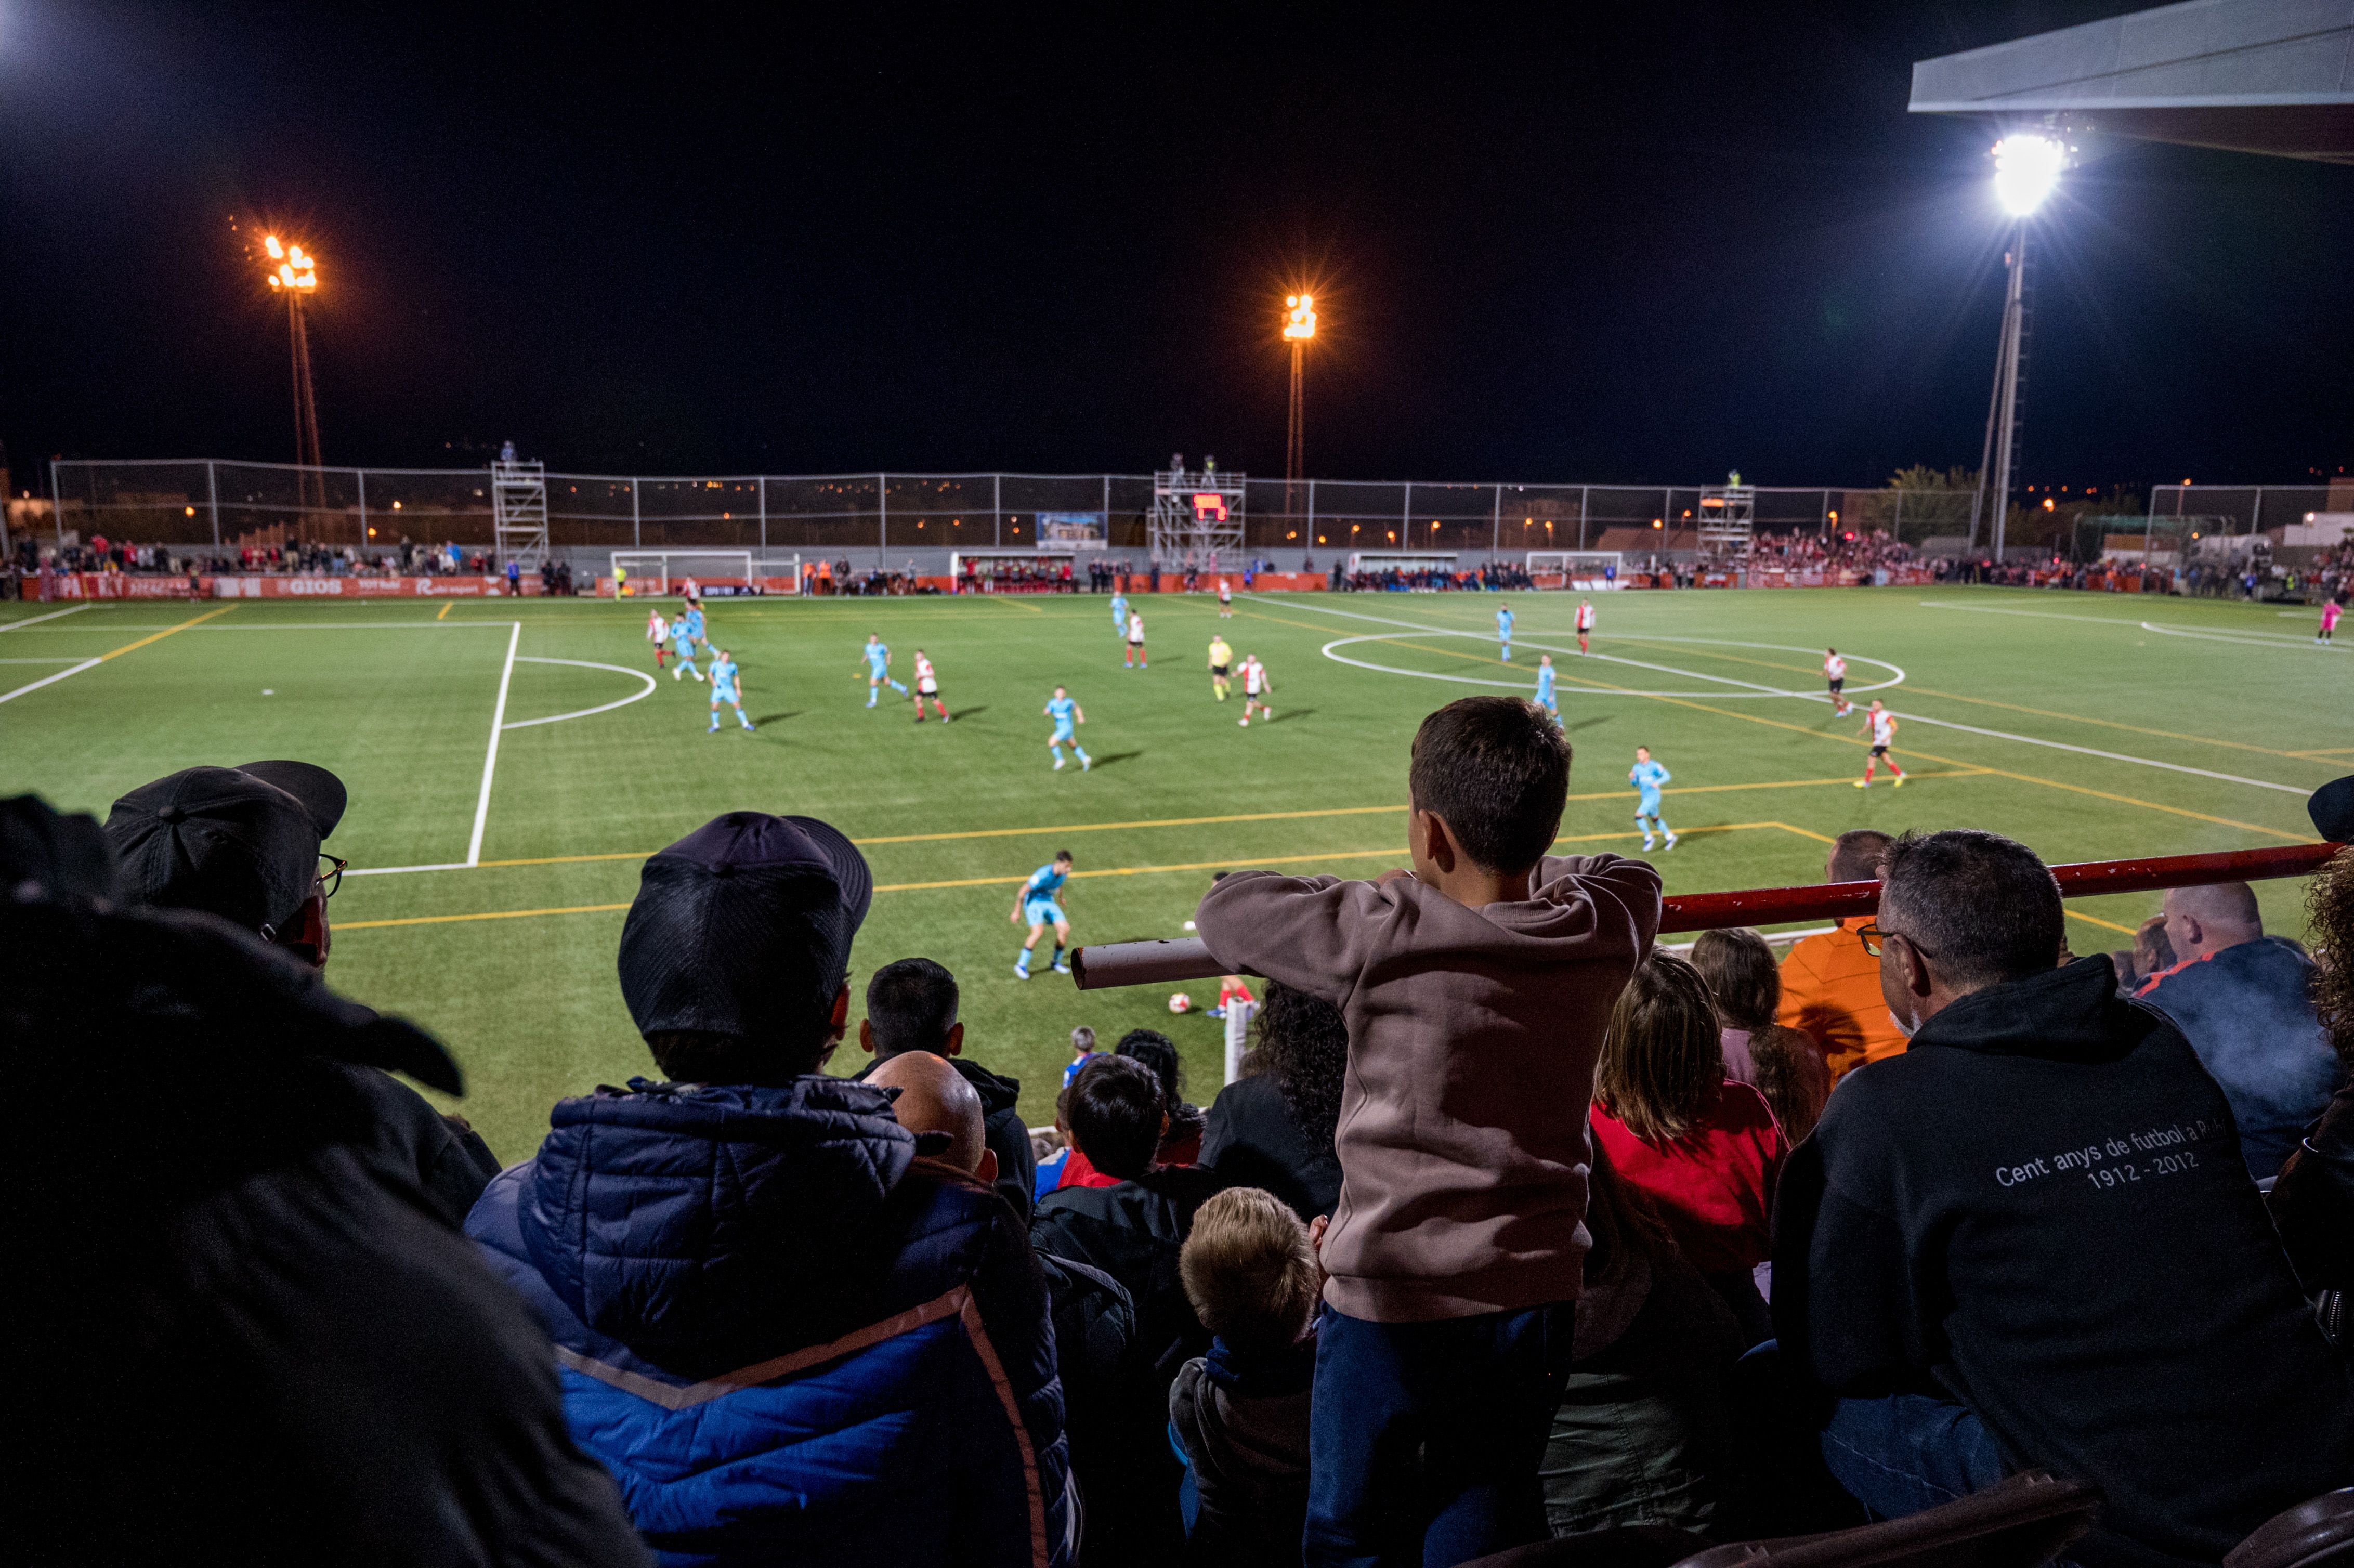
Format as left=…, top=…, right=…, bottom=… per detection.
left=609, top=551, right=799, bottom=597
left=1525, top=551, right=1623, bottom=589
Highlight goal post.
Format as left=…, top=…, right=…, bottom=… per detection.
left=1525, top=551, right=1624, bottom=589
left=607, top=551, right=799, bottom=597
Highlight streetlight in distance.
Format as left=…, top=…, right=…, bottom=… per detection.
left=1972, top=133, right=2067, bottom=562
left=1283, top=292, right=1316, bottom=531
left=265, top=234, right=325, bottom=532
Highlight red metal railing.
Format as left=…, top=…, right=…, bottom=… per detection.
left=1068, top=841, right=2343, bottom=990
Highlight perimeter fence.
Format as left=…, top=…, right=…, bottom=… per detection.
left=36, top=459, right=2021, bottom=560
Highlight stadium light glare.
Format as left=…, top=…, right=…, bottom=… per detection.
left=1991, top=134, right=2065, bottom=216
left=1283, top=293, right=1316, bottom=341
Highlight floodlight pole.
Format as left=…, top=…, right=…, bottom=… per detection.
left=1286, top=339, right=1305, bottom=526
left=1980, top=222, right=2029, bottom=563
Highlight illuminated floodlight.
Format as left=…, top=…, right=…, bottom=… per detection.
left=264, top=235, right=318, bottom=292
left=1992, top=134, right=2065, bottom=216
left=1283, top=293, right=1316, bottom=341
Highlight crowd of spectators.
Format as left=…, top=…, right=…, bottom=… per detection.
left=6, top=533, right=583, bottom=593
left=15, top=705, right=2351, bottom=1567
left=1335, top=559, right=1539, bottom=592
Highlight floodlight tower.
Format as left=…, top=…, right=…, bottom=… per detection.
left=264, top=235, right=325, bottom=532
left=1971, top=133, right=2064, bottom=561
left=1283, top=293, right=1316, bottom=528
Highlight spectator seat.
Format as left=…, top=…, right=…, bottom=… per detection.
left=2224, top=1488, right=2353, bottom=1568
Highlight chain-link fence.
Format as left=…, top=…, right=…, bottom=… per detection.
left=66, top=458, right=2266, bottom=565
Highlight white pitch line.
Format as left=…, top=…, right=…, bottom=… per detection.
left=1916, top=601, right=2150, bottom=627
left=465, top=623, right=522, bottom=867
left=344, top=861, right=474, bottom=878
left=502, top=657, right=659, bottom=729
left=1281, top=597, right=2314, bottom=797
left=2139, top=621, right=2344, bottom=651
left=0, top=658, right=102, bottom=705
left=0, top=605, right=93, bottom=632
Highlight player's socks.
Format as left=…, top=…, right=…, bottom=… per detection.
left=708, top=716, right=720, bottom=732
left=1079, top=750, right=1092, bottom=772
left=740, top=714, right=754, bottom=730
left=1051, top=945, right=1069, bottom=974
left=1015, top=952, right=1031, bottom=979
left=890, top=680, right=907, bottom=694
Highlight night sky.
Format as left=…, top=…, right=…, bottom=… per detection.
left=3, top=2, right=2347, bottom=493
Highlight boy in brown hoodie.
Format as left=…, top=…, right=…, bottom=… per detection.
left=1194, top=695, right=1662, bottom=1565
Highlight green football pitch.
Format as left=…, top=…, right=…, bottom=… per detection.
left=4, top=586, right=2345, bottom=1162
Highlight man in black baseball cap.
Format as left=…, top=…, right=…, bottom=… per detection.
left=104, top=760, right=349, bottom=962
left=102, top=760, right=502, bottom=1226
left=466, top=811, right=1075, bottom=1561
left=617, top=808, right=874, bottom=1082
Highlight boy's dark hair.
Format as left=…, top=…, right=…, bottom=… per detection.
left=647, top=1027, right=831, bottom=1087
left=864, top=957, right=959, bottom=1057
left=1115, top=1028, right=1185, bottom=1114
left=1408, top=696, right=1570, bottom=872
left=1067, top=1054, right=1164, bottom=1179
left=1877, top=829, right=2063, bottom=991
left=1054, top=848, right=1074, bottom=864
left=1689, top=927, right=1781, bottom=1031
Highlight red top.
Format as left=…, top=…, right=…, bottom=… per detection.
left=1589, top=1079, right=1786, bottom=1274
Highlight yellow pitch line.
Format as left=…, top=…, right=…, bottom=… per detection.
left=380, top=776, right=1983, bottom=878
left=2064, top=909, right=2137, bottom=936
left=437, top=601, right=454, bottom=620
left=2293, top=748, right=2354, bottom=759
left=100, top=605, right=236, bottom=658
left=1895, top=683, right=2316, bottom=761
left=341, top=825, right=1827, bottom=930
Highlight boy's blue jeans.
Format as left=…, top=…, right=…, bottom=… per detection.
left=1306, top=1299, right=1577, bottom=1568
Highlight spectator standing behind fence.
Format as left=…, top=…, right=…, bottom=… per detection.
left=2270, top=780, right=2354, bottom=1342
left=1690, top=927, right=1830, bottom=1144
left=1775, top=829, right=1906, bottom=1082
left=1195, top=695, right=1662, bottom=1566
left=11, top=796, right=646, bottom=1568
left=1773, top=828, right=2354, bottom=1565
left=1588, top=952, right=1786, bottom=1344
left=102, top=760, right=502, bottom=1225
left=2125, top=881, right=2340, bottom=1182
left=467, top=812, right=1071, bottom=1568
left=1169, top=1187, right=1320, bottom=1567
left=852, top=956, right=1038, bottom=1216
left=1200, top=979, right=1348, bottom=1223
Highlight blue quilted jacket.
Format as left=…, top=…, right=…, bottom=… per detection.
left=468, top=1076, right=1074, bottom=1567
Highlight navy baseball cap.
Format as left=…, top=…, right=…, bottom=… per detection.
left=2312, top=774, right=2354, bottom=844
left=104, top=761, right=349, bottom=936
left=618, top=812, right=873, bottom=1052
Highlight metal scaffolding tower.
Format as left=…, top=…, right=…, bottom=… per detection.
left=1148, top=463, right=1246, bottom=568
left=1696, top=480, right=1755, bottom=559
left=492, top=460, right=549, bottom=571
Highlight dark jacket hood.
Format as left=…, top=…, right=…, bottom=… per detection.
left=1911, top=956, right=2155, bottom=1064
left=517, top=1075, right=918, bottom=1353
left=853, top=1051, right=1023, bottom=1116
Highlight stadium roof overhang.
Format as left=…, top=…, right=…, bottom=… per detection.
left=1909, top=0, right=2354, bottom=164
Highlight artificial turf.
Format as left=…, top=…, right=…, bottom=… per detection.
left=3, top=584, right=2344, bottom=1162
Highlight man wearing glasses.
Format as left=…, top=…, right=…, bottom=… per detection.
left=102, top=761, right=501, bottom=1225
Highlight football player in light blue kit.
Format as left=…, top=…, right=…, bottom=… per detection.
left=858, top=633, right=907, bottom=707
left=1011, top=849, right=1077, bottom=979
left=669, top=616, right=703, bottom=682
left=1043, top=685, right=1091, bottom=772
left=705, top=648, right=755, bottom=733
left=681, top=599, right=709, bottom=652
left=1109, top=587, right=1130, bottom=638
left=1496, top=603, right=1515, bottom=662
left=1534, top=653, right=1560, bottom=724
left=1629, top=745, right=1677, bottom=852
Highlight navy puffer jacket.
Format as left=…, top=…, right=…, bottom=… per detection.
left=469, top=1076, right=1074, bottom=1567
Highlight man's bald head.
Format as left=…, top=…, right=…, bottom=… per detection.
left=2163, top=880, right=2263, bottom=961
left=1828, top=829, right=1893, bottom=886
left=870, top=1050, right=991, bottom=1179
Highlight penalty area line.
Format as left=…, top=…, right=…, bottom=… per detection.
left=465, top=623, right=522, bottom=867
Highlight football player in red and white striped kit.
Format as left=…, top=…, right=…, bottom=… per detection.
left=1824, top=647, right=1852, bottom=716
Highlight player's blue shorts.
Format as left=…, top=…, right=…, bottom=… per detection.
left=1637, top=793, right=1662, bottom=818
left=711, top=682, right=739, bottom=703
left=1051, top=725, right=1077, bottom=744
left=1539, top=694, right=1558, bottom=714
left=1024, top=897, right=1068, bottom=926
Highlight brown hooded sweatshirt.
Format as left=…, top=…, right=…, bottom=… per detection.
left=1194, top=853, right=1662, bottom=1322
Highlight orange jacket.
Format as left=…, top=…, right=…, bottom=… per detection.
left=1776, top=916, right=1908, bottom=1082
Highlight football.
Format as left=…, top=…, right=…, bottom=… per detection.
left=1167, top=992, right=1192, bottom=1014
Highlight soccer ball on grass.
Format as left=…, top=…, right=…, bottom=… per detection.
left=1167, top=992, right=1192, bottom=1014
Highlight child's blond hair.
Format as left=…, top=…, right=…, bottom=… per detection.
left=1179, top=1187, right=1319, bottom=1354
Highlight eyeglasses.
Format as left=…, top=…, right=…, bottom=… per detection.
left=1855, top=922, right=1934, bottom=960
left=317, top=854, right=349, bottom=899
